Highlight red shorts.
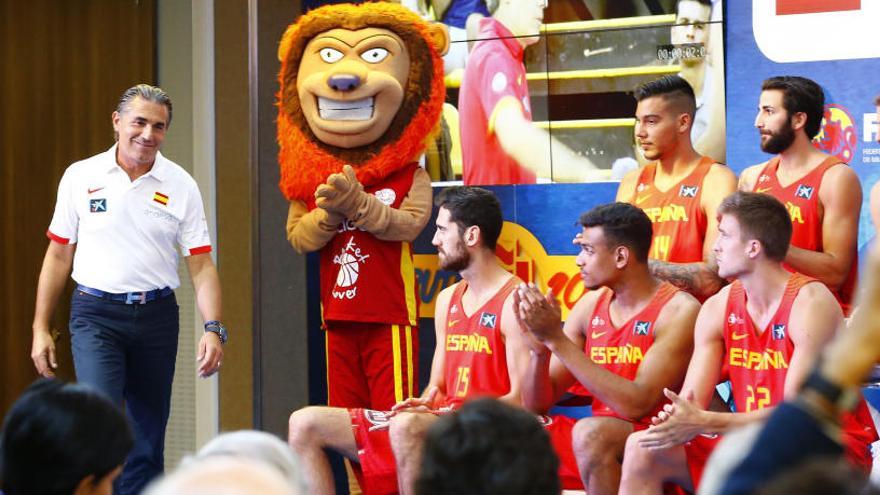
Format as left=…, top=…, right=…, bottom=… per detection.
left=544, top=413, right=650, bottom=491
left=842, top=401, right=878, bottom=471
left=349, top=408, right=399, bottom=495
left=683, top=434, right=721, bottom=490
left=542, top=415, right=583, bottom=490
left=350, top=409, right=589, bottom=493
left=325, top=321, right=418, bottom=410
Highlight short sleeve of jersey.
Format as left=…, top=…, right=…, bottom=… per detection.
left=177, top=180, right=212, bottom=256
left=476, top=46, right=524, bottom=134
left=47, top=167, right=79, bottom=244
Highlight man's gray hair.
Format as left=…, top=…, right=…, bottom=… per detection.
left=181, top=430, right=307, bottom=493
left=116, top=84, right=173, bottom=124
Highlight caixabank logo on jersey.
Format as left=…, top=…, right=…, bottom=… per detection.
left=414, top=221, right=585, bottom=320
left=813, top=104, right=857, bottom=164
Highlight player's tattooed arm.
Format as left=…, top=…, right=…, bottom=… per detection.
left=648, top=259, right=725, bottom=299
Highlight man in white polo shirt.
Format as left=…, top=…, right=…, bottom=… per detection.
left=29, top=84, right=226, bottom=494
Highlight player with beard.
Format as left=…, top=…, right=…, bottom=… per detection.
left=617, top=192, right=876, bottom=495
left=618, top=75, right=736, bottom=300
left=287, top=187, right=531, bottom=495
left=738, top=76, right=861, bottom=314
left=514, top=202, right=700, bottom=494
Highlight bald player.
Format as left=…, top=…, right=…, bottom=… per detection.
left=618, top=75, right=736, bottom=300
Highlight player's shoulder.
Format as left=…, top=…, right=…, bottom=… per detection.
left=792, top=277, right=838, bottom=309
left=821, top=157, right=861, bottom=185
left=438, top=280, right=463, bottom=302
left=702, top=283, right=733, bottom=313
left=617, top=166, right=643, bottom=200
left=569, top=287, right=606, bottom=315
left=665, top=288, right=702, bottom=315
left=705, top=161, right=737, bottom=182
left=738, top=162, right=768, bottom=190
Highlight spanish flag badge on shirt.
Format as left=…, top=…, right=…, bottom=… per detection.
left=153, top=191, right=169, bottom=206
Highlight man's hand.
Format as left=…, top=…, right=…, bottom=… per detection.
left=315, top=165, right=366, bottom=218
left=197, top=332, right=223, bottom=378
left=514, top=283, right=564, bottom=345
left=388, top=386, right=439, bottom=417
left=639, top=388, right=707, bottom=449
left=31, top=327, right=57, bottom=377
left=512, top=287, right=551, bottom=356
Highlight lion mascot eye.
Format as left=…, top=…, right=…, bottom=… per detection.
left=319, top=47, right=344, bottom=63
left=360, top=48, right=389, bottom=64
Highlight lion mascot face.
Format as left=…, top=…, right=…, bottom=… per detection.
left=277, top=2, right=449, bottom=201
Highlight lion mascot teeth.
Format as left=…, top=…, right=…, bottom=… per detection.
left=278, top=2, right=448, bottom=411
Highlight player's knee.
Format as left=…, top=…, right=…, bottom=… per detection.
left=288, top=406, right=325, bottom=449
left=622, top=430, right=660, bottom=474
left=389, top=412, right=431, bottom=449
left=572, top=420, right=620, bottom=467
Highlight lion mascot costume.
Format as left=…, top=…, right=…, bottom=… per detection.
left=278, top=2, right=448, bottom=411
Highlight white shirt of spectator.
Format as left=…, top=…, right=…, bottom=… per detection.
left=47, top=144, right=212, bottom=293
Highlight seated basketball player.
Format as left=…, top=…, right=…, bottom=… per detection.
left=514, top=202, right=700, bottom=494
left=287, top=187, right=532, bottom=495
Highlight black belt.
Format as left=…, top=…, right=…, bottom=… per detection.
left=76, top=284, right=173, bottom=305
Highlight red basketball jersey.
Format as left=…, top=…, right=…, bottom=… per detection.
left=630, top=156, right=714, bottom=263
left=441, top=276, right=519, bottom=410
left=570, top=282, right=680, bottom=425
left=312, top=163, right=420, bottom=326
left=723, top=272, right=877, bottom=456
left=752, top=156, right=857, bottom=314
left=723, top=273, right=813, bottom=412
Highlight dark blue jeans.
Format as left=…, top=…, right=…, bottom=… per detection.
left=69, top=289, right=179, bottom=495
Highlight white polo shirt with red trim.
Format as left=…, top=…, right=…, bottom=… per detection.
left=47, top=144, right=212, bottom=293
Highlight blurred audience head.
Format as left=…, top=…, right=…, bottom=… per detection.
left=416, top=398, right=560, bottom=495
left=144, top=457, right=297, bottom=495
left=0, top=378, right=133, bottom=495
left=185, top=430, right=306, bottom=493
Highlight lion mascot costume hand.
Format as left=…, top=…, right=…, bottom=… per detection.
left=278, top=2, right=448, bottom=410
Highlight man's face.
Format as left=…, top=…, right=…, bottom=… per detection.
left=505, top=0, right=548, bottom=45
left=755, top=89, right=797, bottom=154
left=112, top=97, right=168, bottom=168
left=574, top=226, right=617, bottom=290
left=432, top=207, right=471, bottom=272
left=635, top=96, right=684, bottom=161
left=713, top=214, right=751, bottom=279
left=671, top=0, right=711, bottom=66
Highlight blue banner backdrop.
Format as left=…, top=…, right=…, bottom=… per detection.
left=725, top=0, right=880, bottom=249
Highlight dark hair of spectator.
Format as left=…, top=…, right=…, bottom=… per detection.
left=416, top=398, right=560, bottom=495
left=0, top=379, right=133, bottom=495
left=435, top=186, right=503, bottom=250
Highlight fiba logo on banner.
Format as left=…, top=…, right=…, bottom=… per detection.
left=332, top=236, right=371, bottom=299
left=814, top=104, right=857, bottom=163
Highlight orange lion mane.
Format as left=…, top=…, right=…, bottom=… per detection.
left=277, top=2, right=446, bottom=202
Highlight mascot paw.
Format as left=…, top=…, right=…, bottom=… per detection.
left=314, top=165, right=365, bottom=217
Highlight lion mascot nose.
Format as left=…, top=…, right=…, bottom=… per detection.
left=328, top=74, right=361, bottom=92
